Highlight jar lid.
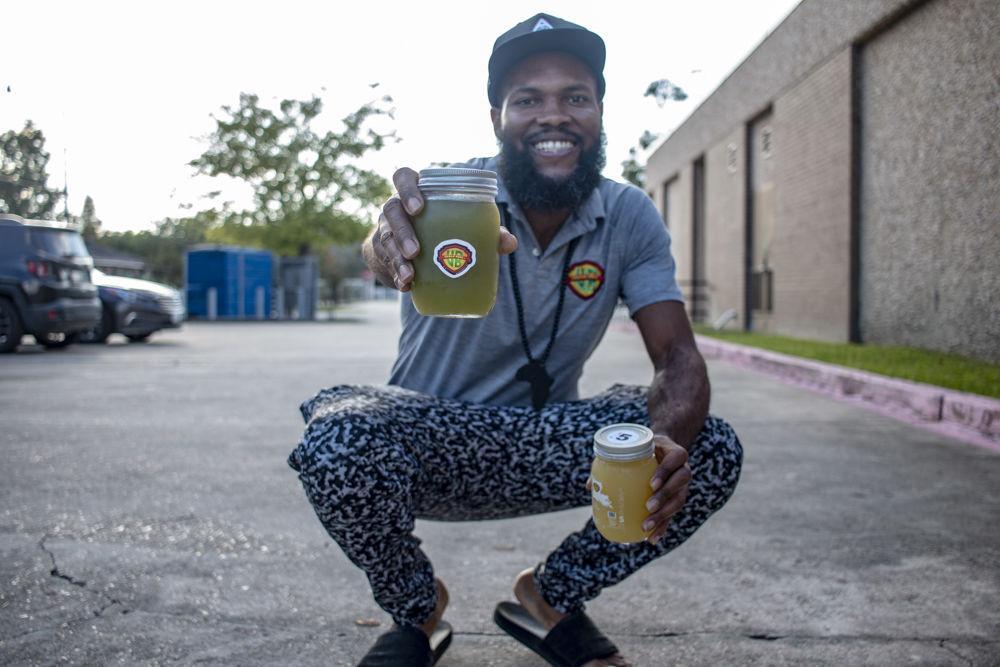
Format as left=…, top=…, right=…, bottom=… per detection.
left=593, top=423, right=655, bottom=461
left=418, top=167, right=498, bottom=197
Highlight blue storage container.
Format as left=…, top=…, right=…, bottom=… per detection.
left=185, top=246, right=273, bottom=319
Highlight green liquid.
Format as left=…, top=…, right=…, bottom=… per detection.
left=411, top=199, right=499, bottom=317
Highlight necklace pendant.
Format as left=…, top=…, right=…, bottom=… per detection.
left=516, top=361, right=553, bottom=409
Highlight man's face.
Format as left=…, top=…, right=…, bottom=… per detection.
left=492, top=52, right=603, bottom=182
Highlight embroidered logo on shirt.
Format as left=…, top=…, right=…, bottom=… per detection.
left=434, top=239, right=477, bottom=278
left=565, top=260, right=605, bottom=299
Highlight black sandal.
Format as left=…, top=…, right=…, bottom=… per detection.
left=357, top=620, right=452, bottom=667
left=494, top=602, right=618, bottom=667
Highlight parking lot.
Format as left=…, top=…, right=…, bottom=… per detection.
left=2, top=300, right=999, bottom=665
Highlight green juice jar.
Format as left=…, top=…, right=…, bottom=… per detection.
left=410, top=168, right=500, bottom=318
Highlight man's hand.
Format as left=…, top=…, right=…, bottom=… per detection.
left=365, top=167, right=518, bottom=291
left=643, top=435, right=691, bottom=545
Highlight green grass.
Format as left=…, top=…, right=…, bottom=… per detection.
left=693, top=325, right=1000, bottom=399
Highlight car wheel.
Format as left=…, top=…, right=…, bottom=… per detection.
left=0, top=298, right=24, bottom=353
left=79, top=308, right=114, bottom=344
left=126, top=333, right=152, bottom=343
left=41, top=332, right=78, bottom=349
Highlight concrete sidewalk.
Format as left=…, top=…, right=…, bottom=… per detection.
left=1, top=300, right=998, bottom=665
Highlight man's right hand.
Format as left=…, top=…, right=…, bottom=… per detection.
left=364, top=167, right=519, bottom=292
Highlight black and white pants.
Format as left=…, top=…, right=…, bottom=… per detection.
left=288, top=384, right=743, bottom=627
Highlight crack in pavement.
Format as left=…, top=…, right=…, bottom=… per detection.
left=455, top=629, right=1000, bottom=647
left=38, top=535, right=131, bottom=618
left=940, top=639, right=975, bottom=666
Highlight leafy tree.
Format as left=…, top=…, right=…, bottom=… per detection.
left=79, top=195, right=101, bottom=240
left=0, top=121, right=63, bottom=218
left=621, top=80, right=689, bottom=188
left=190, top=92, right=395, bottom=256
left=98, top=211, right=216, bottom=286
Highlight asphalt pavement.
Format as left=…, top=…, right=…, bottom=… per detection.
left=1, top=300, right=998, bottom=666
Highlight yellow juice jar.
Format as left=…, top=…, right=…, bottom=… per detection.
left=591, top=424, right=659, bottom=544
left=410, top=168, right=500, bottom=318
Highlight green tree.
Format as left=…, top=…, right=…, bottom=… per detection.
left=191, top=92, right=395, bottom=256
left=0, top=121, right=63, bottom=218
left=98, top=211, right=216, bottom=286
left=79, top=195, right=101, bottom=240
left=621, top=81, right=688, bottom=188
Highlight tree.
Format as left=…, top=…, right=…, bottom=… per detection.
left=190, top=92, right=395, bottom=256
left=621, top=80, right=688, bottom=188
left=79, top=195, right=101, bottom=240
left=98, top=211, right=216, bottom=286
left=0, top=121, right=63, bottom=218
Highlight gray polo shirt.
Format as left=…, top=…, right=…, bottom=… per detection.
left=388, top=156, right=683, bottom=407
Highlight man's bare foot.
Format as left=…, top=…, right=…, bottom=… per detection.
left=419, top=577, right=449, bottom=639
left=513, top=568, right=631, bottom=667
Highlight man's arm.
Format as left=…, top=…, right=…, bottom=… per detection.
left=633, top=299, right=710, bottom=543
left=635, top=300, right=710, bottom=449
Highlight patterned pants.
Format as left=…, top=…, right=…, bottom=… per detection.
left=288, top=384, right=743, bottom=627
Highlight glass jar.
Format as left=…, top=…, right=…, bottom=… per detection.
left=410, top=168, right=500, bottom=317
left=591, top=423, right=659, bottom=544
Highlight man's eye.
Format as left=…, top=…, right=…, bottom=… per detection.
left=515, top=98, right=537, bottom=107
left=568, top=95, right=588, bottom=104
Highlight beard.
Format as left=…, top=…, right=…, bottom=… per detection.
left=498, top=130, right=606, bottom=212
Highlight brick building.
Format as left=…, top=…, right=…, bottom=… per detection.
left=645, top=0, right=999, bottom=362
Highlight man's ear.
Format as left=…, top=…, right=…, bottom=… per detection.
left=490, top=106, right=502, bottom=140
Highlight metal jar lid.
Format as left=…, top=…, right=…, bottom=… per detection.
left=593, top=423, right=655, bottom=462
left=418, top=167, right=498, bottom=197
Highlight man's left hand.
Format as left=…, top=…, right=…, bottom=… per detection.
left=643, top=435, right=691, bottom=545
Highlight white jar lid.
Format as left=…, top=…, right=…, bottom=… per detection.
left=594, top=423, right=655, bottom=461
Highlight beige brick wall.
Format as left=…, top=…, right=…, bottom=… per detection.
left=770, top=48, right=854, bottom=341
left=704, top=130, right=746, bottom=327
left=859, top=0, right=1000, bottom=362
left=664, top=167, right=694, bottom=312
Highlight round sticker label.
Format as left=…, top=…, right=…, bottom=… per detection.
left=434, top=239, right=477, bottom=278
left=566, top=260, right=605, bottom=299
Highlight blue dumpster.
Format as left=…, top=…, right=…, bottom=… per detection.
left=185, top=246, right=273, bottom=319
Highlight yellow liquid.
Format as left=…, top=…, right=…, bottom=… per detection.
left=591, top=455, right=659, bottom=543
left=410, top=199, right=500, bottom=317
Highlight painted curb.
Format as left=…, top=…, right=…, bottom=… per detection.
left=694, top=335, right=1000, bottom=451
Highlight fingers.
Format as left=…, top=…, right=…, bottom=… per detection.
left=650, top=441, right=687, bottom=492
left=392, top=168, right=424, bottom=218
left=643, top=486, right=689, bottom=544
left=499, top=226, right=518, bottom=255
left=585, top=475, right=593, bottom=492
left=376, top=209, right=413, bottom=291
left=383, top=197, right=420, bottom=260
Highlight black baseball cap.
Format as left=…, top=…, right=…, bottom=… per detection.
left=487, top=13, right=606, bottom=107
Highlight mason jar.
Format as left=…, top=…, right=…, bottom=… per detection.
left=410, top=168, right=500, bottom=317
left=591, top=423, right=659, bottom=544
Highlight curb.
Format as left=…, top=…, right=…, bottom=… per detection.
left=694, top=335, right=1000, bottom=454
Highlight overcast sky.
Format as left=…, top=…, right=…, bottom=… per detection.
left=1, top=0, right=800, bottom=233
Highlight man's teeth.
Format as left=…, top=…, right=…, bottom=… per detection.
left=534, top=140, right=574, bottom=153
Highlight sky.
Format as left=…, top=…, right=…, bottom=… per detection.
left=1, top=0, right=801, bottom=233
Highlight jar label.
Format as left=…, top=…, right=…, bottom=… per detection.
left=433, top=239, right=477, bottom=278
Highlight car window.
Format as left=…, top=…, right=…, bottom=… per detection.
left=28, top=228, right=90, bottom=258
left=0, top=227, right=21, bottom=255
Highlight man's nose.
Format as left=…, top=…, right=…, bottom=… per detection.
left=535, top=99, right=572, bottom=127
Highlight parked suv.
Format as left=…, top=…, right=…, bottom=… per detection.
left=0, top=214, right=101, bottom=352
left=78, top=269, right=185, bottom=344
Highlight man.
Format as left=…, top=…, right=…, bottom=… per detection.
left=288, top=13, right=743, bottom=667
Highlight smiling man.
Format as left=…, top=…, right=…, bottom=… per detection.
left=288, top=14, right=743, bottom=667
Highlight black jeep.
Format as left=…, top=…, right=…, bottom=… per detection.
left=0, top=214, right=102, bottom=352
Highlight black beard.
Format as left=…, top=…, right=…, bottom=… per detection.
left=498, top=131, right=606, bottom=213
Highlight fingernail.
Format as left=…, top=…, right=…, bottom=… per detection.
left=406, top=198, right=421, bottom=215
left=645, top=498, right=659, bottom=512
left=403, top=239, right=419, bottom=257
left=642, top=520, right=654, bottom=532
left=650, top=478, right=662, bottom=491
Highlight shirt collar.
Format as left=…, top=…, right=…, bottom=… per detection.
left=487, top=155, right=606, bottom=254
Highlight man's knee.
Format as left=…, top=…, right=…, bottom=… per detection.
left=694, top=415, right=744, bottom=512
left=289, top=409, right=413, bottom=521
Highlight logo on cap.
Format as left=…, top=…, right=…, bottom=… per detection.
left=532, top=17, right=554, bottom=31
left=565, top=260, right=605, bottom=299
left=434, top=239, right=477, bottom=278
